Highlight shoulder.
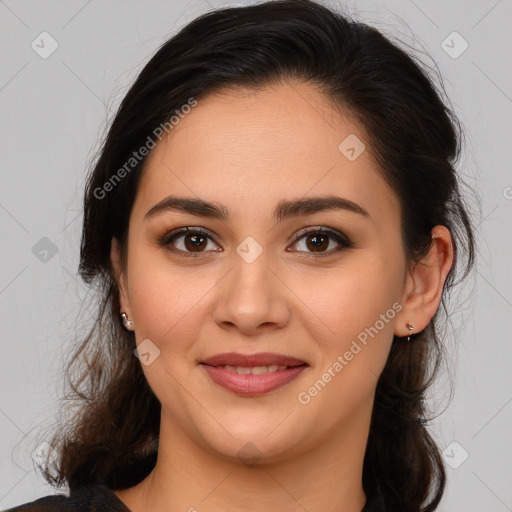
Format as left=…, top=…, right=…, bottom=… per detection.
left=5, top=493, right=68, bottom=512
left=4, top=484, right=131, bottom=512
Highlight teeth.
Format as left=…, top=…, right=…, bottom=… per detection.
left=220, top=364, right=288, bottom=374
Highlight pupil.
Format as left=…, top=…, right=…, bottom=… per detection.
left=307, top=234, right=328, bottom=252
left=186, top=234, right=206, bottom=251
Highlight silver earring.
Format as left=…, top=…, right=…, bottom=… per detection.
left=121, top=312, right=134, bottom=331
left=405, top=322, right=414, bottom=342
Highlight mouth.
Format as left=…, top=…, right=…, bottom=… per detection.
left=201, top=363, right=307, bottom=374
left=199, top=352, right=309, bottom=395
left=200, top=351, right=308, bottom=368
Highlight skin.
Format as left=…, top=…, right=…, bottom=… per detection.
left=110, top=81, right=453, bottom=512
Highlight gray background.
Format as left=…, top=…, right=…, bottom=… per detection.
left=1, top=0, right=511, bottom=510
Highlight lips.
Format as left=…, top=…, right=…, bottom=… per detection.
left=200, top=352, right=308, bottom=368
left=199, top=352, right=309, bottom=395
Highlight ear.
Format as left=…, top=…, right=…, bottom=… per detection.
left=110, top=237, right=132, bottom=317
left=395, top=226, right=454, bottom=337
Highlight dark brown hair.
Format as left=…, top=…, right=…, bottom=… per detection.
left=35, top=1, right=474, bottom=510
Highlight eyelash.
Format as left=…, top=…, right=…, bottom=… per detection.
left=159, top=226, right=352, bottom=259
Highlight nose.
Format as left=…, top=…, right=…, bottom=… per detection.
left=212, top=251, right=291, bottom=336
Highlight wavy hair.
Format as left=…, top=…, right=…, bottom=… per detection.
left=35, top=1, right=475, bottom=510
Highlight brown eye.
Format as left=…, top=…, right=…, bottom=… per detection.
left=288, top=227, right=351, bottom=257
left=160, top=226, right=351, bottom=259
left=183, top=232, right=208, bottom=252
left=304, top=233, right=330, bottom=252
left=161, top=228, right=221, bottom=256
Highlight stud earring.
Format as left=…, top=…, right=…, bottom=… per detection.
left=121, top=312, right=134, bottom=331
left=405, top=322, right=414, bottom=342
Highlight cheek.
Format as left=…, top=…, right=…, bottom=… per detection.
left=295, top=267, right=401, bottom=424
left=126, top=249, right=216, bottom=351
left=307, top=253, right=403, bottom=376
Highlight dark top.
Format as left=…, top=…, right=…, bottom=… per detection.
left=5, top=483, right=386, bottom=511
left=4, top=484, right=131, bottom=512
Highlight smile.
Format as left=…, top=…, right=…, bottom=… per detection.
left=200, top=363, right=308, bottom=395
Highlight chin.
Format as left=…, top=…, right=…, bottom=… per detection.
left=198, top=424, right=307, bottom=466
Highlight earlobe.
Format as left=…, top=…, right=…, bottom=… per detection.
left=110, top=237, right=131, bottom=316
left=395, top=226, right=454, bottom=337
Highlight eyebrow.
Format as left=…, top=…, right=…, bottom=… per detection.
left=144, top=194, right=369, bottom=222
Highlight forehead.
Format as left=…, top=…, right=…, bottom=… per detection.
left=133, top=82, right=399, bottom=223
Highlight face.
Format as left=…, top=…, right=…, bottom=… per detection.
left=113, top=81, right=411, bottom=463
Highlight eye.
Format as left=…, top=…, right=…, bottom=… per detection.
left=160, top=227, right=221, bottom=257
left=287, top=227, right=352, bottom=257
left=160, top=226, right=352, bottom=258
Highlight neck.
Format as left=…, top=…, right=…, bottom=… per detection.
left=115, top=405, right=371, bottom=512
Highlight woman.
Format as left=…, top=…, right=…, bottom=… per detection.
left=7, top=0, right=474, bottom=511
